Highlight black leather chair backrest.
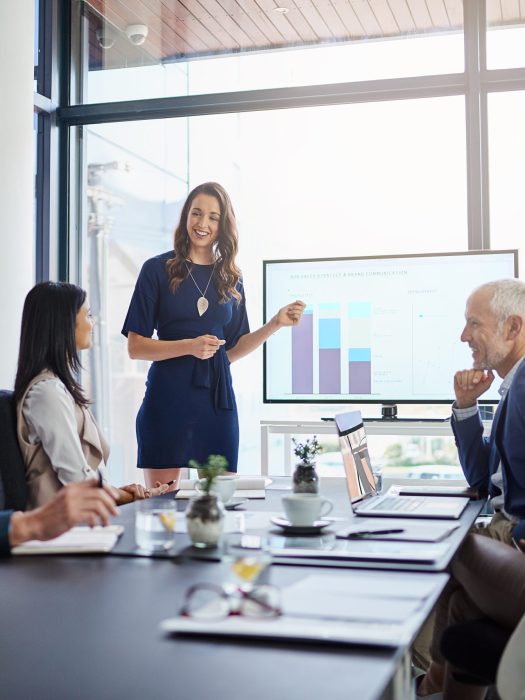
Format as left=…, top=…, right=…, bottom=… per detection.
left=0, top=390, right=27, bottom=511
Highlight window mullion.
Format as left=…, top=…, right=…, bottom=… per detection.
left=464, top=0, right=490, bottom=250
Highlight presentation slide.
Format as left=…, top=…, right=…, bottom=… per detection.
left=264, top=251, right=517, bottom=403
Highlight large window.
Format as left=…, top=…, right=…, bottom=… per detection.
left=83, top=95, right=467, bottom=480
left=53, top=0, right=525, bottom=481
left=82, top=0, right=464, bottom=103
left=488, top=91, right=525, bottom=274
left=486, top=1, right=525, bottom=69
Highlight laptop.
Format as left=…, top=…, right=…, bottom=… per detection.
left=334, top=411, right=469, bottom=520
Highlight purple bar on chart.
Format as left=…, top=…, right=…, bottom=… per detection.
left=320, top=349, right=341, bottom=393
left=348, top=362, right=372, bottom=394
left=292, top=311, right=313, bottom=393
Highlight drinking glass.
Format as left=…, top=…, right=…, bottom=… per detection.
left=135, top=499, right=176, bottom=552
left=222, top=534, right=272, bottom=592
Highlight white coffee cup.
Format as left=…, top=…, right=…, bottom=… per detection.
left=281, top=493, right=333, bottom=526
left=195, top=475, right=237, bottom=504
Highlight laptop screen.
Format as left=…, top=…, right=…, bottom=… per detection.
left=335, top=411, right=377, bottom=504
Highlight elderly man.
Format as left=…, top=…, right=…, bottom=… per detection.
left=415, top=278, right=525, bottom=698
left=452, top=278, right=525, bottom=543
left=0, top=480, right=118, bottom=555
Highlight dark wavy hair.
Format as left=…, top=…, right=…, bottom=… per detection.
left=166, top=182, right=242, bottom=304
left=14, top=282, right=89, bottom=407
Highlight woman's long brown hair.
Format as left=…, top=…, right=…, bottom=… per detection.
left=14, top=282, right=89, bottom=407
left=166, top=182, right=242, bottom=304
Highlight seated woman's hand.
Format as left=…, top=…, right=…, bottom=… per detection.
left=116, top=483, right=149, bottom=504
left=115, top=481, right=170, bottom=504
left=148, top=481, right=170, bottom=497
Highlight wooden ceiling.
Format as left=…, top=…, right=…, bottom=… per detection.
left=84, top=0, right=525, bottom=69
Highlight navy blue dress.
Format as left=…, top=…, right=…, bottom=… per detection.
left=121, top=251, right=250, bottom=471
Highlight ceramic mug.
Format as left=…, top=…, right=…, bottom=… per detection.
left=281, top=493, right=333, bottom=526
left=195, top=475, right=237, bottom=504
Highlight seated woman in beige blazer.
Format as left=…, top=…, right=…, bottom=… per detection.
left=14, top=282, right=168, bottom=509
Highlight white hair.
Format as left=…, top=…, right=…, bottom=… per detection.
left=474, top=279, right=525, bottom=326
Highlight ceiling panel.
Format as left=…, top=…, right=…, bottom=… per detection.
left=84, top=0, right=525, bottom=67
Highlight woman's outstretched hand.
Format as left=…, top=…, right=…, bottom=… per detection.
left=273, top=300, right=306, bottom=328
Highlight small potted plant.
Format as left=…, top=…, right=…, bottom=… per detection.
left=185, top=455, right=228, bottom=548
left=292, top=436, right=322, bottom=494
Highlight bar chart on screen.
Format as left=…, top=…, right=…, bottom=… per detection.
left=264, top=251, right=517, bottom=404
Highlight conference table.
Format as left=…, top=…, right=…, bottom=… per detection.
left=0, top=478, right=483, bottom=700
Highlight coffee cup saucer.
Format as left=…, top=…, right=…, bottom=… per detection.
left=224, top=497, right=248, bottom=510
left=270, top=516, right=332, bottom=535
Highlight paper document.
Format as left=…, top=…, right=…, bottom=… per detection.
left=281, top=573, right=433, bottom=622
left=12, top=525, right=123, bottom=555
left=395, top=484, right=474, bottom=498
left=176, top=477, right=270, bottom=500
left=270, top=540, right=450, bottom=564
left=160, top=570, right=449, bottom=648
left=336, top=518, right=460, bottom=542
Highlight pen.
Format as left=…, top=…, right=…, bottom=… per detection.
left=342, top=528, right=405, bottom=538
left=164, top=480, right=180, bottom=498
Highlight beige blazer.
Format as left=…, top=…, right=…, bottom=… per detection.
left=17, top=370, right=110, bottom=510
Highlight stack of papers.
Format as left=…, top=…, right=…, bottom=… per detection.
left=269, top=540, right=451, bottom=564
left=12, top=525, right=123, bottom=555
left=176, top=477, right=269, bottom=500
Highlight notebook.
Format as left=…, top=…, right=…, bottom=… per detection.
left=12, top=525, right=123, bottom=555
left=397, top=484, right=475, bottom=498
left=335, top=411, right=469, bottom=520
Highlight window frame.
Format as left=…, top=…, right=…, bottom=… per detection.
left=42, top=1, right=525, bottom=475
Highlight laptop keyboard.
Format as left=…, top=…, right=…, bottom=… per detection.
left=368, top=496, right=423, bottom=513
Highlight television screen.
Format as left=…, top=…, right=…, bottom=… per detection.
left=263, top=250, right=518, bottom=404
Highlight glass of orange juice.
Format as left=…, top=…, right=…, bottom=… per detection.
left=222, top=534, right=272, bottom=591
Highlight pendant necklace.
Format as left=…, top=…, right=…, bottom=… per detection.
left=185, top=260, right=216, bottom=316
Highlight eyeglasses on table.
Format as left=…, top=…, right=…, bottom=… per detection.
left=179, top=582, right=282, bottom=621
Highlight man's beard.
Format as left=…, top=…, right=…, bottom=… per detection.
left=477, top=348, right=506, bottom=370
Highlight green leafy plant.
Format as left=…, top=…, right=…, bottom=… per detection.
left=188, top=454, right=228, bottom=494
left=292, top=436, right=322, bottom=464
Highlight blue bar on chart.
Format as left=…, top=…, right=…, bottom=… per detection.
left=319, top=304, right=341, bottom=394
left=348, top=302, right=372, bottom=394
left=292, top=306, right=313, bottom=393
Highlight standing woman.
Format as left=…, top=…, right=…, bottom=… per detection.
left=122, top=182, right=305, bottom=490
left=15, top=282, right=166, bottom=509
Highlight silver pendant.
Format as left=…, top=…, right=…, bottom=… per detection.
left=197, top=296, right=209, bottom=316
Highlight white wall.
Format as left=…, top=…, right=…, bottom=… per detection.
left=0, top=1, right=35, bottom=388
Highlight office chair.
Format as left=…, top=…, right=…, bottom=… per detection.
left=497, top=612, right=525, bottom=700
left=440, top=617, right=520, bottom=700
left=0, top=390, right=27, bottom=510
